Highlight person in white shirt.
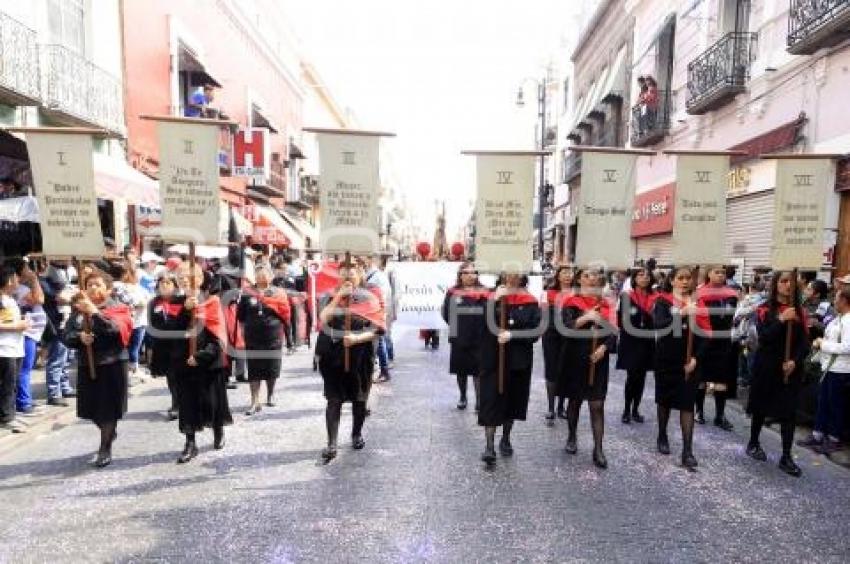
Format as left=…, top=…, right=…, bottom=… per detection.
left=0, top=265, right=29, bottom=433
left=114, top=263, right=152, bottom=375
left=802, top=287, right=850, bottom=454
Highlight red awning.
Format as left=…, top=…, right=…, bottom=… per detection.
left=728, top=114, right=807, bottom=165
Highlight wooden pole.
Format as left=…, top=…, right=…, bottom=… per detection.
left=685, top=265, right=700, bottom=381
left=75, top=259, right=97, bottom=381
left=784, top=267, right=798, bottom=384
left=188, top=242, right=197, bottom=358
left=498, top=296, right=506, bottom=394
left=587, top=297, right=601, bottom=387
left=343, top=251, right=351, bottom=373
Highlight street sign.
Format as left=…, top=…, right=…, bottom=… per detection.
left=233, top=128, right=270, bottom=183
left=135, top=205, right=162, bottom=236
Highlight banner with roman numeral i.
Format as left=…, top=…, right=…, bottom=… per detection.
left=671, top=154, right=729, bottom=265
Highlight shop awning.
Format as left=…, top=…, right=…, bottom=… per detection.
left=231, top=206, right=253, bottom=237
left=93, top=153, right=159, bottom=206
left=254, top=205, right=304, bottom=248
left=279, top=208, right=319, bottom=247
left=599, top=46, right=628, bottom=105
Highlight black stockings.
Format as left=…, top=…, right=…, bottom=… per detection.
left=326, top=399, right=342, bottom=447
left=750, top=412, right=795, bottom=457
left=657, top=406, right=694, bottom=453
left=566, top=398, right=605, bottom=452
left=352, top=401, right=367, bottom=438
left=624, top=369, right=647, bottom=415
left=97, top=421, right=116, bottom=454
left=657, top=405, right=670, bottom=439
left=696, top=387, right=728, bottom=420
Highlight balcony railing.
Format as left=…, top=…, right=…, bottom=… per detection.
left=788, top=0, right=850, bottom=54
left=686, top=32, right=757, bottom=115
left=563, top=152, right=582, bottom=183
left=0, top=11, right=39, bottom=104
left=41, top=44, right=123, bottom=132
left=630, top=89, right=672, bottom=147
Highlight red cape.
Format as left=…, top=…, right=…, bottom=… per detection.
left=546, top=288, right=574, bottom=309
left=196, top=295, right=229, bottom=350
left=247, top=287, right=292, bottom=323
left=152, top=297, right=182, bottom=318
left=565, top=294, right=617, bottom=326
left=100, top=303, right=133, bottom=348
left=342, top=288, right=387, bottom=332
left=625, top=288, right=654, bottom=316
left=487, top=290, right=538, bottom=307
left=757, top=303, right=809, bottom=336
left=447, top=286, right=491, bottom=301
left=695, top=284, right=739, bottom=334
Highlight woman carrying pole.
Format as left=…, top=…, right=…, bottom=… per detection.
left=617, top=266, right=656, bottom=424
left=542, top=265, right=574, bottom=421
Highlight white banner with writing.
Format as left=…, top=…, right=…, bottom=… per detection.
left=26, top=132, right=104, bottom=257
left=157, top=120, right=221, bottom=243
left=317, top=133, right=381, bottom=254
left=575, top=151, right=637, bottom=268
left=473, top=155, right=535, bottom=273
left=671, top=154, right=728, bottom=264
left=772, top=158, right=832, bottom=269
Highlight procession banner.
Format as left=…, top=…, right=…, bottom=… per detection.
left=316, top=133, right=381, bottom=253
left=771, top=158, right=832, bottom=269
left=473, top=154, right=535, bottom=273
left=575, top=151, right=637, bottom=268
left=26, top=132, right=104, bottom=257
left=157, top=120, right=221, bottom=243
left=671, top=154, right=728, bottom=264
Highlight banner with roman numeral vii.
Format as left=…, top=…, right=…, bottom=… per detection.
left=472, top=154, right=535, bottom=273
left=671, top=154, right=729, bottom=265
left=575, top=151, right=637, bottom=269
left=316, top=132, right=381, bottom=254
left=771, top=157, right=833, bottom=269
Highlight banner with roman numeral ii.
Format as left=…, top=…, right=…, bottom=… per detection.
left=671, top=154, right=729, bottom=264
left=473, top=154, right=535, bottom=273
left=771, top=157, right=833, bottom=269
left=316, top=132, right=381, bottom=254
left=575, top=151, right=637, bottom=268
left=157, top=120, right=222, bottom=244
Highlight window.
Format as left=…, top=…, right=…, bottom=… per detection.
left=562, top=78, right=570, bottom=114
left=48, top=0, right=85, bottom=54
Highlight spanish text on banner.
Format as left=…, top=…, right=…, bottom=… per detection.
left=671, top=154, right=728, bottom=265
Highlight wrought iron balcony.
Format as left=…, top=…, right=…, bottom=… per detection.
left=686, top=32, right=757, bottom=115
left=0, top=11, right=40, bottom=104
left=630, top=89, right=672, bottom=147
left=788, top=0, right=850, bottom=54
left=41, top=44, right=123, bottom=132
left=563, top=152, right=582, bottom=183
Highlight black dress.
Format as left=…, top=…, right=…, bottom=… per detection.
left=746, top=304, right=809, bottom=420
left=558, top=295, right=617, bottom=402
left=167, top=296, right=233, bottom=434
left=237, top=289, right=288, bottom=381
left=652, top=294, right=699, bottom=410
left=63, top=300, right=130, bottom=424
left=441, top=287, right=487, bottom=376
left=147, top=297, right=178, bottom=378
left=695, top=284, right=739, bottom=397
left=542, top=289, right=570, bottom=384
left=616, top=290, right=655, bottom=372
left=477, top=293, right=541, bottom=426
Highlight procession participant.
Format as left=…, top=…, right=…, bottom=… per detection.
left=315, top=261, right=385, bottom=461
left=171, top=263, right=232, bottom=463
left=0, top=265, right=28, bottom=434
left=542, top=265, right=574, bottom=421
left=560, top=267, right=617, bottom=469
left=617, top=266, right=656, bottom=424
left=694, top=265, right=739, bottom=431
left=147, top=274, right=181, bottom=420
left=440, top=261, right=488, bottom=411
left=478, top=273, right=541, bottom=464
left=652, top=266, right=699, bottom=469
left=746, top=270, right=809, bottom=477
left=114, top=262, right=152, bottom=377
left=63, top=270, right=133, bottom=468
left=237, top=265, right=291, bottom=415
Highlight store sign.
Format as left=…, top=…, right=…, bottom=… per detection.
left=631, top=183, right=674, bottom=237
left=725, top=159, right=776, bottom=197
left=233, top=128, right=270, bottom=182
left=135, top=205, right=162, bottom=237
left=727, top=166, right=751, bottom=195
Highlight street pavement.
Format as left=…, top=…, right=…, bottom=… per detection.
left=1, top=327, right=849, bottom=563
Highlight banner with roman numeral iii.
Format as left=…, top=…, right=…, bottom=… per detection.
left=575, top=151, right=637, bottom=268
left=771, top=158, right=833, bottom=269
left=671, top=154, right=728, bottom=264
left=317, top=133, right=381, bottom=254
left=473, top=154, right=535, bottom=273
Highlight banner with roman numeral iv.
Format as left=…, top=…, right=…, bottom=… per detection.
left=575, top=149, right=643, bottom=268
left=309, top=128, right=392, bottom=254
left=670, top=153, right=730, bottom=265
left=23, top=130, right=104, bottom=257
left=770, top=156, right=834, bottom=269
left=466, top=151, right=538, bottom=273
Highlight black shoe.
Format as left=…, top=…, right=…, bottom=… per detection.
left=714, top=417, right=734, bottom=432
left=746, top=442, right=767, bottom=462
left=213, top=428, right=225, bottom=450
left=457, top=398, right=468, bottom=410
left=266, top=398, right=276, bottom=408
left=321, top=446, right=337, bottom=461
left=352, top=435, right=366, bottom=450
left=557, top=408, right=568, bottom=420
left=481, top=446, right=497, bottom=464
left=631, top=412, right=645, bottom=424
left=226, top=381, right=238, bottom=390
left=657, top=435, right=671, bottom=455
left=696, top=411, right=706, bottom=425
left=565, top=436, right=577, bottom=455
left=166, top=408, right=178, bottom=421
left=592, top=449, right=608, bottom=469
left=499, top=438, right=513, bottom=457
left=47, top=397, right=69, bottom=407
left=545, top=411, right=556, bottom=422
left=682, top=451, right=698, bottom=469
left=778, top=455, right=802, bottom=477
left=621, top=412, right=631, bottom=424
left=93, top=451, right=112, bottom=469
left=177, top=442, right=198, bottom=464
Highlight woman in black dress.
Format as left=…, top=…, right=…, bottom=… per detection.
left=64, top=271, right=133, bottom=468
left=316, top=263, right=385, bottom=461
left=239, top=265, right=291, bottom=415
left=478, top=273, right=541, bottom=464
left=694, top=265, right=739, bottom=430
left=652, top=266, right=699, bottom=469
left=746, top=270, right=808, bottom=477
left=171, top=264, right=233, bottom=463
left=617, top=266, right=655, bottom=424
left=542, top=265, right=574, bottom=421
left=148, top=274, right=180, bottom=420
left=441, top=262, right=487, bottom=411
left=559, top=268, right=617, bottom=469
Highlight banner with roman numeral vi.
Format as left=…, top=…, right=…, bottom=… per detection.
left=671, top=154, right=729, bottom=264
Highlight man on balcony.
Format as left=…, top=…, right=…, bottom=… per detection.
left=185, top=84, right=215, bottom=118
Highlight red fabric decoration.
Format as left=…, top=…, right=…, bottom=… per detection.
left=546, top=288, right=574, bottom=309
left=627, top=288, right=655, bottom=316
left=247, top=288, right=292, bottom=323
left=344, top=289, right=387, bottom=331
left=565, top=294, right=617, bottom=326
left=450, top=242, right=465, bottom=259
left=100, top=304, right=133, bottom=348
left=416, top=242, right=431, bottom=259
left=447, top=287, right=490, bottom=301
left=695, top=284, right=739, bottom=335
left=196, top=295, right=229, bottom=350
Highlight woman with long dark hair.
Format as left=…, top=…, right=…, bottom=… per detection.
left=652, top=266, right=699, bottom=469
left=441, top=262, right=487, bottom=411
left=543, top=265, right=574, bottom=421
left=560, top=267, right=617, bottom=468
left=746, top=270, right=808, bottom=477
left=478, top=273, right=541, bottom=464
left=617, top=266, right=655, bottom=424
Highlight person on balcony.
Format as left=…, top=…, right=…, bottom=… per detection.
left=185, top=84, right=216, bottom=118
left=644, top=76, right=660, bottom=131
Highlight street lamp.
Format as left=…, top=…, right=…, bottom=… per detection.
left=516, top=71, right=550, bottom=266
